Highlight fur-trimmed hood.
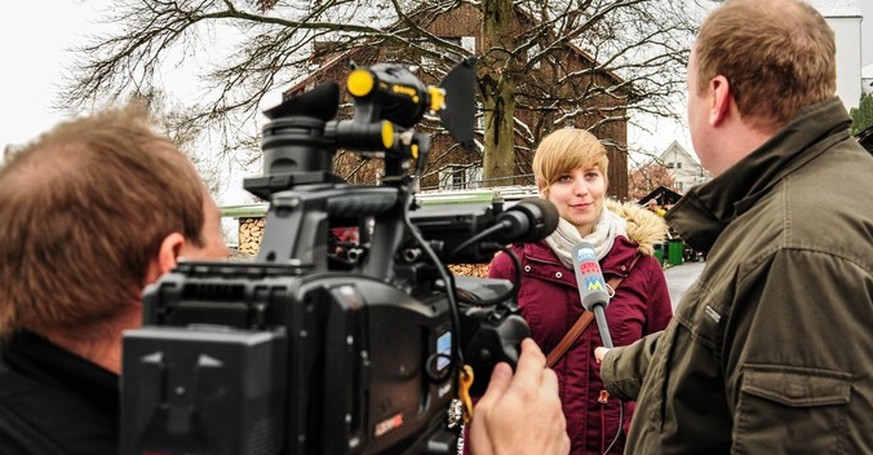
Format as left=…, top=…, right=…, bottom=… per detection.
left=606, top=199, right=669, bottom=256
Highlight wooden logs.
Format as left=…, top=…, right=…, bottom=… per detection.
left=238, top=217, right=265, bottom=256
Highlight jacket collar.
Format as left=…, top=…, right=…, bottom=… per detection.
left=523, top=236, right=639, bottom=276
left=666, top=97, right=853, bottom=253
left=1, top=330, right=119, bottom=417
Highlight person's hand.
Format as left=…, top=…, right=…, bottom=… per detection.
left=594, top=347, right=610, bottom=364
left=469, top=338, right=570, bottom=455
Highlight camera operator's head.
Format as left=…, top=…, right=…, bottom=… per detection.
left=0, top=102, right=228, bottom=372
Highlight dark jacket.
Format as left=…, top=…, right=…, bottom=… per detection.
left=602, top=97, right=873, bottom=454
left=0, top=331, right=119, bottom=454
left=490, top=201, right=673, bottom=455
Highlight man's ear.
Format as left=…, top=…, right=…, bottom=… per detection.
left=144, top=233, right=186, bottom=286
left=709, top=75, right=732, bottom=126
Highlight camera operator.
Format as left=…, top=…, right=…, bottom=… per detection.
left=0, top=103, right=229, bottom=454
left=0, top=104, right=569, bottom=455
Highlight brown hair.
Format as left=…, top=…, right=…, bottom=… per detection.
left=0, top=103, right=206, bottom=336
left=532, top=128, right=609, bottom=194
left=694, top=0, right=836, bottom=131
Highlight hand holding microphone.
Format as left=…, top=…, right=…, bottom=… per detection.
left=571, top=242, right=613, bottom=348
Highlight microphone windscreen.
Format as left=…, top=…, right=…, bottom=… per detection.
left=524, top=198, right=559, bottom=238
left=512, top=197, right=560, bottom=242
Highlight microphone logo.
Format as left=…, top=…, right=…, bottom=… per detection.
left=575, top=246, right=606, bottom=292
left=585, top=278, right=605, bottom=291
left=576, top=245, right=596, bottom=262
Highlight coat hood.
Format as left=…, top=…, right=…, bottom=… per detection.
left=606, top=199, right=668, bottom=256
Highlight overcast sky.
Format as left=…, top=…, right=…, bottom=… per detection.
left=2, top=1, right=873, bottom=190
left=1, top=2, right=103, bottom=151
left=861, top=1, right=873, bottom=65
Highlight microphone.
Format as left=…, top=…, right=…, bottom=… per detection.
left=571, top=241, right=613, bottom=348
left=493, top=198, right=560, bottom=243
left=448, top=198, right=560, bottom=262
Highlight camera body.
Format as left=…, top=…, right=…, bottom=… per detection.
left=120, top=60, right=532, bottom=454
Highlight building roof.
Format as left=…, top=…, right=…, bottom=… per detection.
left=658, top=140, right=699, bottom=164
left=804, top=0, right=861, bottom=17
left=638, top=185, right=683, bottom=205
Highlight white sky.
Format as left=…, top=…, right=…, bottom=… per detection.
left=3, top=0, right=873, bottom=190
left=0, top=2, right=105, bottom=151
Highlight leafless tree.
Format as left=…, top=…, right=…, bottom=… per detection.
left=60, top=0, right=703, bottom=189
left=132, top=89, right=225, bottom=198
left=628, top=160, right=675, bottom=201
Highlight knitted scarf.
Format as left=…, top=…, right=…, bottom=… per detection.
left=545, top=206, right=627, bottom=269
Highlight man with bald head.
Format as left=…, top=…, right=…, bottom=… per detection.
left=597, top=0, right=873, bottom=452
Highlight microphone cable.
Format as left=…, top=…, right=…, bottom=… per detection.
left=602, top=402, right=624, bottom=455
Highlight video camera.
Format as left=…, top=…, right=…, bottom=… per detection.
left=120, top=58, right=558, bottom=454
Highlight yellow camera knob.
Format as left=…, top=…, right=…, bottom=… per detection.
left=381, top=120, right=394, bottom=150
left=348, top=69, right=375, bottom=97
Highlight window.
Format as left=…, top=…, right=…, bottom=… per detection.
left=438, top=164, right=483, bottom=190
left=475, top=101, right=484, bottom=130
left=460, top=36, right=476, bottom=54
left=420, top=40, right=438, bottom=68
left=465, top=166, right=483, bottom=189
left=421, top=36, right=472, bottom=69
left=674, top=162, right=682, bottom=169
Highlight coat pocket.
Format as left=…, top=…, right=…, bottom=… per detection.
left=733, top=364, right=851, bottom=454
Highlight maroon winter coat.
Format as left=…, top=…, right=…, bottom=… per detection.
left=488, top=204, right=672, bottom=455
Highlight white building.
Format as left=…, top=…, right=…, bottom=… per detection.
left=863, top=62, right=873, bottom=94
left=806, top=0, right=863, bottom=109
left=657, top=141, right=710, bottom=193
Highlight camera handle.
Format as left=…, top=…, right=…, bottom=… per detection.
left=256, top=185, right=400, bottom=273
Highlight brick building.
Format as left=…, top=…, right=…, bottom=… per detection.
left=283, top=3, right=630, bottom=198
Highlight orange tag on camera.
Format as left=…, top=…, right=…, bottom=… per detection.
left=459, top=365, right=474, bottom=423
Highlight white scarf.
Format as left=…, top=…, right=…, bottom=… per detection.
left=545, top=206, right=627, bottom=269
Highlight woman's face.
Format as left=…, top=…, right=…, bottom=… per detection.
left=543, top=165, right=606, bottom=236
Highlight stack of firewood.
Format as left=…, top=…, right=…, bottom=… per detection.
left=448, top=264, right=490, bottom=278
left=238, top=217, right=265, bottom=256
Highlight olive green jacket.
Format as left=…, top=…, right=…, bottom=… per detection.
left=601, top=97, right=873, bottom=454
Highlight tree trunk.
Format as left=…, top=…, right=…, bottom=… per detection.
left=480, top=0, right=518, bottom=187
left=481, top=77, right=517, bottom=187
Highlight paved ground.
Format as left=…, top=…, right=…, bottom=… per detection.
left=664, top=260, right=706, bottom=310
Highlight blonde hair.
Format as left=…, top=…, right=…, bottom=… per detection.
left=695, top=0, right=836, bottom=131
left=532, top=128, right=609, bottom=194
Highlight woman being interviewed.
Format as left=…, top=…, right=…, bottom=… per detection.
left=489, top=128, right=672, bottom=455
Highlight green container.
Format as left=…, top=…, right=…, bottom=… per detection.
left=668, top=239, right=684, bottom=266
left=654, top=246, right=664, bottom=264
